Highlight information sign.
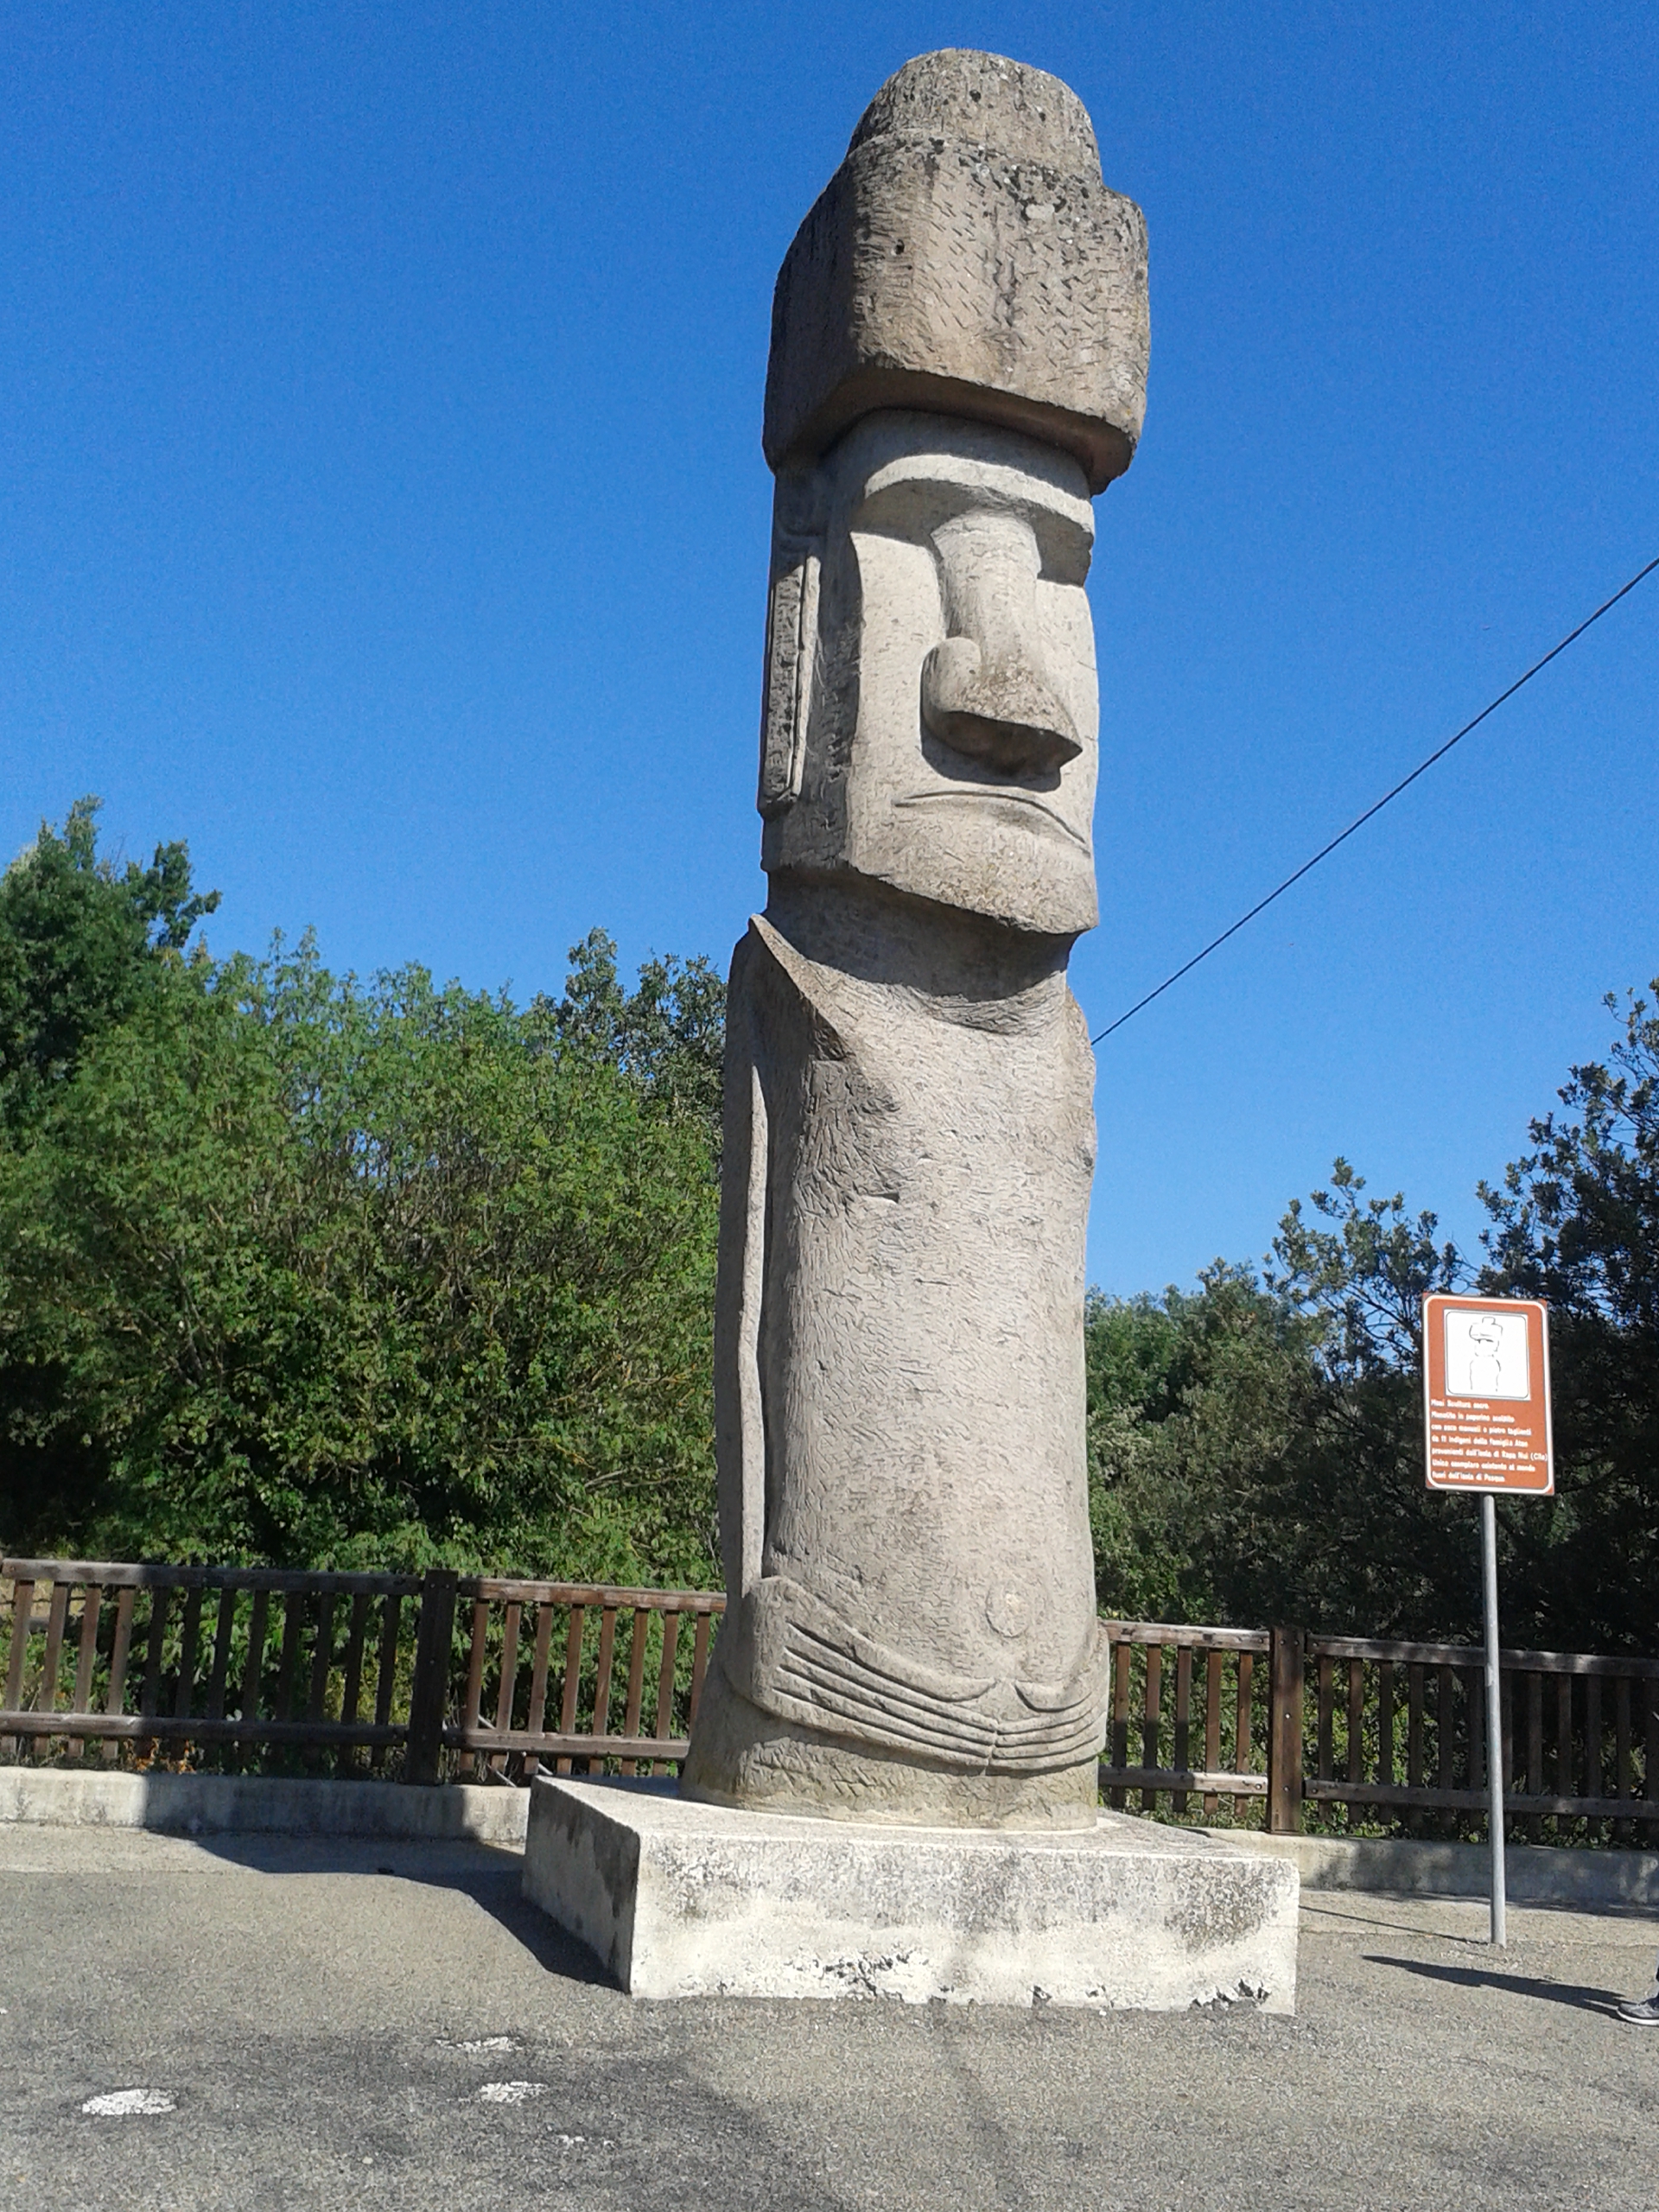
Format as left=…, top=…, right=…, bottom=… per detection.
left=1421, top=1292, right=1555, bottom=1952
left=1422, top=1294, right=1554, bottom=1496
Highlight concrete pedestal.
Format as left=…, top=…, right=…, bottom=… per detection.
left=521, top=1777, right=1298, bottom=2011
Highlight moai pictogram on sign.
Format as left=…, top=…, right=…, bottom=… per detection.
left=1422, top=1294, right=1554, bottom=1495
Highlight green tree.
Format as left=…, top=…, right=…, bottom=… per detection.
left=1478, top=984, right=1659, bottom=1649
left=1089, top=1172, right=1497, bottom=1643
left=0, top=812, right=722, bottom=1584
left=0, top=796, right=219, bottom=1132
left=1087, top=1070, right=1659, bottom=1654
left=1087, top=1265, right=1346, bottom=1630
left=1257, top=1167, right=1484, bottom=1640
left=542, top=929, right=726, bottom=1130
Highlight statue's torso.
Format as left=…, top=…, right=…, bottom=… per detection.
left=747, top=914, right=1098, bottom=1689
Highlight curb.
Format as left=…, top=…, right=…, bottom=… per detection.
left=0, top=1766, right=530, bottom=1845
left=1205, top=1827, right=1659, bottom=1908
left=3, top=1770, right=1651, bottom=1903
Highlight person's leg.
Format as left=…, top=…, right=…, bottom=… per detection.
left=1613, top=1955, right=1659, bottom=2024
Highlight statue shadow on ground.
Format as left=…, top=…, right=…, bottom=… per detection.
left=177, top=1829, right=615, bottom=1987
left=1364, top=1955, right=1629, bottom=2017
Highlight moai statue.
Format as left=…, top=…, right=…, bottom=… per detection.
left=681, top=49, right=1149, bottom=1827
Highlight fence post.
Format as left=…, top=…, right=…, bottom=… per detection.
left=1267, top=1624, right=1306, bottom=1834
left=405, top=1569, right=458, bottom=1786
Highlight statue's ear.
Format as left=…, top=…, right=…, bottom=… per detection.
left=757, top=467, right=824, bottom=819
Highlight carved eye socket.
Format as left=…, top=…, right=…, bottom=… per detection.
left=856, top=476, right=1091, bottom=585
left=849, top=421, right=1095, bottom=585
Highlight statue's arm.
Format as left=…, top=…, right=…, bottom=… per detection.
left=713, top=927, right=767, bottom=1602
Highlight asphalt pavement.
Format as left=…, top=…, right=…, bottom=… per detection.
left=3, top=1824, right=1656, bottom=2210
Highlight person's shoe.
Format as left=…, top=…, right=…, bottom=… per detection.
left=1613, top=1993, right=1659, bottom=2024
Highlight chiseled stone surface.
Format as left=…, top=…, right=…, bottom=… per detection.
left=684, top=48, right=1147, bottom=1827
left=684, top=889, right=1103, bottom=1828
left=523, top=1777, right=1300, bottom=2011
left=755, top=413, right=1103, bottom=937
left=764, top=49, right=1148, bottom=493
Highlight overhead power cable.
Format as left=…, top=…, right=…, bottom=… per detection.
left=1090, top=553, right=1659, bottom=1046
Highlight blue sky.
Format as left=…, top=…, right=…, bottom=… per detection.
left=3, top=2, right=1656, bottom=1294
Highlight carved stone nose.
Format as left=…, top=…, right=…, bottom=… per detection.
left=920, top=510, right=1083, bottom=775
left=922, top=636, right=1082, bottom=774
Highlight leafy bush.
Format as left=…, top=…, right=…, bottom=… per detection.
left=0, top=806, right=721, bottom=1584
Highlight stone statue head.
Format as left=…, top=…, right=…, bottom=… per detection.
left=753, top=48, right=1148, bottom=944
left=759, top=410, right=1100, bottom=936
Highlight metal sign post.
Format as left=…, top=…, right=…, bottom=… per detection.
left=1422, top=1294, right=1554, bottom=1950
left=1478, top=1492, right=1506, bottom=1947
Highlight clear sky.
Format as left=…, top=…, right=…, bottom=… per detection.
left=3, top=2, right=1656, bottom=1295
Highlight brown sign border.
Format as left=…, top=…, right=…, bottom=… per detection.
left=1421, top=1294, right=1554, bottom=1497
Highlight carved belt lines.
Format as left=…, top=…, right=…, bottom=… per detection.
left=732, top=1575, right=1109, bottom=1776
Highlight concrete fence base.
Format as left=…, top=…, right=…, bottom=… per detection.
left=1, top=1770, right=1654, bottom=1906
left=0, top=1765, right=530, bottom=1845
left=1206, top=1827, right=1659, bottom=1910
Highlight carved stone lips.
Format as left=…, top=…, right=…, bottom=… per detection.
left=895, top=786, right=1090, bottom=849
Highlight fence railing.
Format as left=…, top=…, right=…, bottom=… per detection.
left=1100, top=1620, right=1271, bottom=1817
left=0, top=1560, right=424, bottom=1767
left=1101, top=1620, right=1659, bottom=1841
left=446, top=1577, right=724, bottom=1780
left=4, top=1564, right=1655, bottom=1837
left=0, top=1560, right=724, bottom=1782
left=1304, top=1631, right=1659, bottom=1830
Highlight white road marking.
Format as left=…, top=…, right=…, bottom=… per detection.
left=442, top=2036, right=517, bottom=2052
left=478, top=2081, right=548, bottom=2104
left=81, top=2089, right=175, bottom=2116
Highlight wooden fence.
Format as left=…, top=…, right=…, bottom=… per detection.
left=1100, top=1619, right=1274, bottom=1817
left=1101, top=1620, right=1659, bottom=1840
left=446, top=1576, right=723, bottom=1779
left=1303, top=1631, right=1659, bottom=1832
left=3, top=1563, right=1655, bottom=1837
left=0, top=1560, right=724, bottom=1782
